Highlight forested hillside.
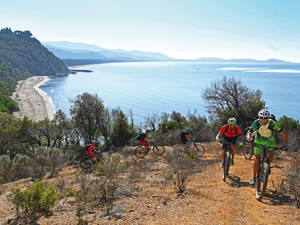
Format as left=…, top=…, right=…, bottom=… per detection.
left=0, top=27, right=69, bottom=112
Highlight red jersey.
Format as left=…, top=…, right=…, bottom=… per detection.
left=219, top=124, right=242, bottom=138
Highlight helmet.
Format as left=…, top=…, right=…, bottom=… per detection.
left=186, top=127, right=191, bottom=132
left=228, top=117, right=236, bottom=125
left=258, top=109, right=270, bottom=118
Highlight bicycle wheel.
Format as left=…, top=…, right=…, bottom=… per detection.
left=242, top=144, right=253, bottom=160
left=153, top=145, right=165, bottom=156
left=134, top=146, right=147, bottom=159
left=255, top=161, right=269, bottom=200
left=222, top=151, right=231, bottom=181
left=80, top=158, right=93, bottom=169
left=191, top=144, right=205, bottom=157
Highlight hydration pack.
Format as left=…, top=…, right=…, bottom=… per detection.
left=180, top=130, right=187, bottom=144
left=136, top=133, right=146, bottom=141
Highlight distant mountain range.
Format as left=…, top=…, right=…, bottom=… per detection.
left=43, top=41, right=173, bottom=65
left=43, top=41, right=292, bottom=66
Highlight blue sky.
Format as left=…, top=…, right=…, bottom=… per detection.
left=1, top=0, right=300, bottom=61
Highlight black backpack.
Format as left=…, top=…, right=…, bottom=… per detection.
left=180, top=130, right=187, bottom=144
left=136, top=133, right=146, bottom=141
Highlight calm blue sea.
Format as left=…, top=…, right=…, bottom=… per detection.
left=40, top=61, right=300, bottom=124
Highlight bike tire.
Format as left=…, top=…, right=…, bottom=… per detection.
left=80, top=158, right=93, bottom=169
left=255, top=162, right=269, bottom=200
left=192, top=144, right=205, bottom=157
left=134, top=146, right=147, bottom=159
left=223, top=151, right=231, bottom=181
left=153, top=145, right=165, bottom=156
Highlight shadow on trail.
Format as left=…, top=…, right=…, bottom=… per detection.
left=259, top=191, right=294, bottom=206
left=226, top=175, right=251, bottom=188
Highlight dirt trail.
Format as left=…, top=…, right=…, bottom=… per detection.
left=0, top=144, right=299, bottom=225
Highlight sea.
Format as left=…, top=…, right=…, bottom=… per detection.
left=40, top=61, right=300, bottom=124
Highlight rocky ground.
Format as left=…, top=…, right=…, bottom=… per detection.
left=0, top=143, right=299, bottom=225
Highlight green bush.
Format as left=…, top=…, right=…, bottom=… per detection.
left=8, top=179, right=59, bottom=216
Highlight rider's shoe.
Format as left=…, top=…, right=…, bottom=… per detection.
left=230, top=158, right=234, bottom=165
left=220, top=161, right=224, bottom=168
left=250, top=177, right=255, bottom=185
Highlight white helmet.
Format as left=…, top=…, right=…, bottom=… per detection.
left=258, top=108, right=270, bottom=118
left=228, top=117, right=237, bottom=125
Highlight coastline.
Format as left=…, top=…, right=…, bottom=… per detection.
left=11, top=76, right=55, bottom=121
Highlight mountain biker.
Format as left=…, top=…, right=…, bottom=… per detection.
left=185, top=128, right=194, bottom=151
left=138, top=129, right=151, bottom=152
left=216, top=117, right=243, bottom=166
left=248, top=108, right=288, bottom=185
left=85, top=140, right=98, bottom=162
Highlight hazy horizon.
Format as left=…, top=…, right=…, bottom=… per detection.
left=1, top=1, right=300, bottom=62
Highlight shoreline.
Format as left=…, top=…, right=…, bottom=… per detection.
left=11, top=76, right=55, bottom=121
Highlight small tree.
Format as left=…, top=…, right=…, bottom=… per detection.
left=111, top=108, right=134, bottom=148
left=202, top=77, right=265, bottom=129
left=70, top=93, right=110, bottom=148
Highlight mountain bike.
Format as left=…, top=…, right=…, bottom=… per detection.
left=220, top=140, right=233, bottom=181
left=254, top=143, right=284, bottom=200
left=134, top=141, right=165, bottom=159
left=79, top=148, right=103, bottom=169
left=173, top=140, right=205, bottom=159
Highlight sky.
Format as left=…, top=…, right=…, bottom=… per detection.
left=1, top=0, right=300, bottom=62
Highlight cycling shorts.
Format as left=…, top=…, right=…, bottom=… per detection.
left=254, top=146, right=275, bottom=155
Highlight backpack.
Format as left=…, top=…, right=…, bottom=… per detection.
left=252, top=119, right=275, bottom=132
left=136, top=133, right=146, bottom=141
left=225, top=124, right=238, bottom=134
left=180, top=130, right=187, bottom=144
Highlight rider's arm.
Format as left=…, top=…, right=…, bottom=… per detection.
left=280, top=130, right=288, bottom=146
left=216, top=125, right=226, bottom=140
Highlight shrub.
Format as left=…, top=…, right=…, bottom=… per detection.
left=166, top=150, right=197, bottom=193
left=0, top=154, right=11, bottom=181
left=8, top=179, right=59, bottom=216
left=96, top=152, right=124, bottom=215
left=285, top=157, right=300, bottom=208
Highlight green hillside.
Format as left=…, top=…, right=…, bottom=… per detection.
left=0, top=27, right=69, bottom=112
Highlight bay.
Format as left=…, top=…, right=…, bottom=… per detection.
left=40, top=61, right=300, bottom=124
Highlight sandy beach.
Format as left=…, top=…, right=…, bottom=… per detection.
left=11, top=76, right=55, bottom=121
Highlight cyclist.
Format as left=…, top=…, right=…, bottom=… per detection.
left=137, top=129, right=151, bottom=152
left=85, top=140, right=98, bottom=162
left=184, top=128, right=194, bottom=151
left=216, top=117, right=243, bottom=166
left=248, top=108, right=288, bottom=185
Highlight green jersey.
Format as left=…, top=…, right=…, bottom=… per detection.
left=250, top=119, right=282, bottom=147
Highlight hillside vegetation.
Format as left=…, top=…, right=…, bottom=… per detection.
left=0, top=27, right=69, bottom=112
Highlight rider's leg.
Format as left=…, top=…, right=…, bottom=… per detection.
left=220, top=149, right=225, bottom=167
left=140, top=141, right=147, bottom=151
left=250, top=154, right=260, bottom=184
